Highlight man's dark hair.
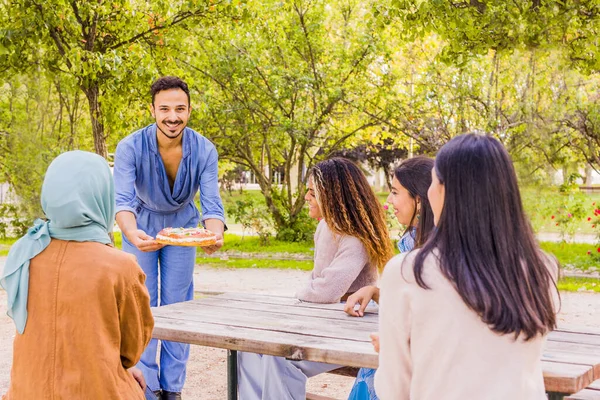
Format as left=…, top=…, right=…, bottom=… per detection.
left=150, top=76, right=190, bottom=105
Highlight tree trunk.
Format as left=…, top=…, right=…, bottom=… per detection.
left=83, top=85, right=107, bottom=158
left=586, top=164, right=595, bottom=185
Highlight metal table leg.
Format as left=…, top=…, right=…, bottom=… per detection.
left=227, top=350, right=238, bottom=400
left=547, top=392, right=568, bottom=400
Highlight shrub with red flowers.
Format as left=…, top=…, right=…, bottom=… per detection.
left=587, top=202, right=600, bottom=261
left=549, top=197, right=586, bottom=241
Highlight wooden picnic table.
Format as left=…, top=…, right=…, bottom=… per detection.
left=151, top=292, right=600, bottom=400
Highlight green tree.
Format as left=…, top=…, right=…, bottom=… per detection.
left=0, top=0, right=230, bottom=157
left=386, top=0, right=600, bottom=72
left=182, top=0, right=388, bottom=237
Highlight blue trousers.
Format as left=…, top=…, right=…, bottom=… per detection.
left=123, top=236, right=197, bottom=393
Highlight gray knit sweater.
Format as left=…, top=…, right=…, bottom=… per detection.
left=295, top=219, right=378, bottom=303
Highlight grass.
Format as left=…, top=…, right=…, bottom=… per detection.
left=521, top=186, right=600, bottom=235
left=221, top=233, right=312, bottom=254
left=557, top=277, right=600, bottom=293
left=540, top=242, right=599, bottom=272
left=196, top=257, right=313, bottom=271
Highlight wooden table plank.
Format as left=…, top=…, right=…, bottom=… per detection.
left=214, top=291, right=379, bottom=314
left=544, top=341, right=600, bottom=377
left=589, top=380, right=600, bottom=390
left=188, top=296, right=379, bottom=324
left=152, top=315, right=378, bottom=368
left=542, top=361, right=595, bottom=394
left=548, top=331, right=600, bottom=347
left=565, top=389, right=600, bottom=400
left=153, top=302, right=376, bottom=342
left=556, top=326, right=600, bottom=336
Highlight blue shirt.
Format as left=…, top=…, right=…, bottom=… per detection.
left=113, top=124, right=225, bottom=236
left=398, top=227, right=417, bottom=253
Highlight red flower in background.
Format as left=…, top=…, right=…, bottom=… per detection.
left=597, top=247, right=600, bottom=253
left=588, top=251, right=592, bottom=255
left=551, top=215, right=555, bottom=219
left=589, top=217, right=593, bottom=221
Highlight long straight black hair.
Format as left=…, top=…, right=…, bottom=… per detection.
left=413, top=134, right=558, bottom=340
left=394, top=156, right=435, bottom=247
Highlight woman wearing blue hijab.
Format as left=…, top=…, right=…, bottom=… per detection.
left=1, top=151, right=154, bottom=400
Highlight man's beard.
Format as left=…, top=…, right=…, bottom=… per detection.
left=157, top=120, right=185, bottom=139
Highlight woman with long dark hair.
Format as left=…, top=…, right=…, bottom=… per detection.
left=375, top=134, right=559, bottom=399
left=237, top=157, right=394, bottom=400
left=345, top=156, right=435, bottom=400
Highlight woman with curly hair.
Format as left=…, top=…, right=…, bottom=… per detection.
left=237, top=157, right=394, bottom=400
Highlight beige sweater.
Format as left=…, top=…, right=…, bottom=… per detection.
left=295, top=220, right=378, bottom=303
left=375, top=250, right=559, bottom=400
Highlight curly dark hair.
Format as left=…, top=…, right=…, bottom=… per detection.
left=310, top=157, right=394, bottom=273
left=150, top=76, right=190, bottom=105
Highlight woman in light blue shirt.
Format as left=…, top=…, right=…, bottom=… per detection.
left=345, top=156, right=435, bottom=400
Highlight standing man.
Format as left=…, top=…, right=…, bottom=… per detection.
left=113, top=76, right=225, bottom=400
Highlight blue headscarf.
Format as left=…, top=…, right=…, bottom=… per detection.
left=0, top=151, right=115, bottom=333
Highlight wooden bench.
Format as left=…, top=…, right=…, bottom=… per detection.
left=306, top=367, right=360, bottom=400
left=566, top=380, right=600, bottom=399
left=579, top=186, right=600, bottom=194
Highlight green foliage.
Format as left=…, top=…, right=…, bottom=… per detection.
left=386, top=1, right=600, bottom=72
left=1, top=0, right=600, bottom=228
left=0, top=75, right=75, bottom=222
left=185, top=0, right=386, bottom=233
left=0, top=203, right=29, bottom=239
left=227, top=198, right=274, bottom=245
left=0, top=0, right=239, bottom=156
left=275, top=208, right=317, bottom=243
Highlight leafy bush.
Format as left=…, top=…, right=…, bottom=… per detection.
left=227, top=199, right=274, bottom=245
left=0, top=203, right=30, bottom=239
left=275, top=209, right=317, bottom=243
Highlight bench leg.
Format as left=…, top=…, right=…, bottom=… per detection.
left=547, top=392, right=568, bottom=400
left=228, top=350, right=238, bottom=400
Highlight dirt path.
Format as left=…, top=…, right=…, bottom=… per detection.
left=0, top=265, right=599, bottom=399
